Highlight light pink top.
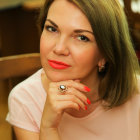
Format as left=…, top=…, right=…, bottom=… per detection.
left=6, top=69, right=140, bottom=140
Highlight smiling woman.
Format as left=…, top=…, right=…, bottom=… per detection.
left=6, top=0, right=140, bottom=140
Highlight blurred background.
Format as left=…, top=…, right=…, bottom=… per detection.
left=0, top=1, right=44, bottom=140
left=0, top=0, right=140, bottom=140
left=0, top=0, right=44, bottom=56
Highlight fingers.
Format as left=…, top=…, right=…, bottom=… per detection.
left=65, top=87, right=89, bottom=105
left=48, top=80, right=91, bottom=112
left=42, top=78, right=92, bottom=129
left=53, top=80, right=91, bottom=93
left=58, top=101, right=80, bottom=111
left=56, top=94, right=87, bottom=111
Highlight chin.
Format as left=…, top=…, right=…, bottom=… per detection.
left=46, top=71, right=74, bottom=82
left=43, top=66, right=84, bottom=82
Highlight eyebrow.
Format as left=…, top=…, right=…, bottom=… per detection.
left=46, top=19, right=58, bottom=28
left=45, top=19, right=94, bottom=35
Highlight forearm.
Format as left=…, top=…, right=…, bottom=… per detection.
left=39, top=127, right=61, bottom=140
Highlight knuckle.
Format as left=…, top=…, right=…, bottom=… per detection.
left=67, top=101, right=79, bottom=110
left=79, top=100, right=84, bottom=107
left=66, top=88, right=72, bottom=94
left=75, top=104, right=79, bottom=110
left=70, top=95, right=76, bottom=101
left=69, top=87, right=74, bottom=92
left=78, top=98, right=86, bottom=107
left=68, top=101, right=76, bottom=107
left=79, top=93, right=86, bottom=100
left=81, top=96, right=86, bottom=102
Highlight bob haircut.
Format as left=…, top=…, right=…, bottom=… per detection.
left=38, top=0, right=140, bottom=108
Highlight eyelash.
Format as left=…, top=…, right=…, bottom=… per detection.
left=77, top=35, right=90, bottom=42
left=45, top=25, right=57, bottom=32
left=45, top=25, right=90, bottom=42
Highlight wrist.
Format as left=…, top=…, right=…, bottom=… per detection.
left=40, top=127, right=60, bottom=140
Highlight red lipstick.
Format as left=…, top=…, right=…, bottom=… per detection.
left=48, top=60, right=71, bottom=69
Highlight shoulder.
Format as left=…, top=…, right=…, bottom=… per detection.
left=7, top=69, right=46, bottom=132
left=121, top=75, right=140, bottom=111
left=8, top=68, right=46, bottom=107
left=128, top=74, right=140, bottom=110
left=8, top=68, right=46, bottom=105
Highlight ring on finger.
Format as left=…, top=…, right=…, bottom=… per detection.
left=58, top=85, right=68, bottom=93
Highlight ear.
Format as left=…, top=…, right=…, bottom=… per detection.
left=98, top=58, right=106, bottom=67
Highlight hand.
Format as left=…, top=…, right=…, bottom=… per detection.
left=40, top=79, right=91, bottom=129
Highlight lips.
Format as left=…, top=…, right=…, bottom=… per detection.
left=48, top=60, right=71, bottom=69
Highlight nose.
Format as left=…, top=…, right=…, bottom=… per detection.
left=53, top=35, right=70, bottom=56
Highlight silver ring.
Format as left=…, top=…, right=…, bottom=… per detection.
left=58, top=85, right=67, bottom=93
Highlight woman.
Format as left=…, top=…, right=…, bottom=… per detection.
left=6, top=0, right=140, bottom=140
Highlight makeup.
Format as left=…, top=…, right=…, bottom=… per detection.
left=48, top=60, right=71, bottom=69
left=87, top=98, right=91, bottom=104
left=84, top=86, right=91, bottom=92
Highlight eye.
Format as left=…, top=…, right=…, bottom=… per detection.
left=77, top=35, right=90, bottom=42
left=45, top=25, right=57, bottom=32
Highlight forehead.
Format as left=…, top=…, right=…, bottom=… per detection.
left=48, top=0, right=83, bottom=18
left=47, top=0, right=92, bottom=30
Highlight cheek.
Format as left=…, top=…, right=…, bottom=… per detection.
left=40, top=35, right=46, bottom=56
left=75, top=47, right=100, bottom=67
left=40, top=33, right=53, bottom=57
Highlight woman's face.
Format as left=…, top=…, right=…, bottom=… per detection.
left=40, top=0, right=104, bottom=82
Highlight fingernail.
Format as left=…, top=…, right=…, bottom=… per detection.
left=85, top=106, right=87, bottom=110
left=87, top=98, right=91, bottom=104
left=84, top=86, right=91, bottom=92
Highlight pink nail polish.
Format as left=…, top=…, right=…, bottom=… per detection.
left=87, top=98, right=91, bottom=104
left=84, top=86, right=91, bottom=92
left=85, top=106, right=87, bottom=110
